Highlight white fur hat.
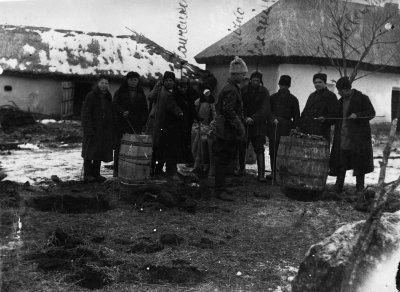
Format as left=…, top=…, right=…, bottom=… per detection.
left=229, top=56, right=248, bottom=74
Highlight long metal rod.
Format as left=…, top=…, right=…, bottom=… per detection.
left=313, top=115, right=385, bottom=120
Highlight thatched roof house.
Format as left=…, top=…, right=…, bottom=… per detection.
left=0, top=24, right=206, bottom=116
left=195, top=0, right=400, bottom=122
left=0, top=24, right=202, bottom=80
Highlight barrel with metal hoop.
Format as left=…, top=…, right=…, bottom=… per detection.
left=118, top=134, right=152, bottom=184
left=275, top=136, right=330, bottom=191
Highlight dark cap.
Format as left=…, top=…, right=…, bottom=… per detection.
left=163, top=71, right=176, bottom=82
left=336, top=76, right=352, bottom=90
left=313, top=73, right=327, bottom=84
left=278, top=75, right=291, bottom=87
left=250, top=70, right=263, bottom=80
left=126, top=71, right=140, bottom=79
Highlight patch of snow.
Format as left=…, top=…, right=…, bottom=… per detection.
left=40, top=119, right=57, bottom=124
left=23, top=44, right=35, bottom=55
left=18, top=143, right=39, bottom=150
left=22, top=27, right=188, bottom=77
left=0, top=57, right=18, bottom=69
left=358, top=248, right=400, bottom=292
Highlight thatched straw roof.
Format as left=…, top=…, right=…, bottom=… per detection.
left=195, top=0, right=400, bottom=71
left=0, top=24, right=204, bottom=81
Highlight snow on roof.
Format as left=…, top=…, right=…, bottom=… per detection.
left=0, top=25, right=202, bottom=80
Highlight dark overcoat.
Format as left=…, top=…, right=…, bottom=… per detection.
left=215, top=79, right=245, bottom=141
left=241, top=84, right=271, bottom=137
left=81, top=87, right=115, bottom=162
left=152, top=86, right=185, bottom=164
left=299, top=88, right=339, bottom=142
left=268, top=88, right=300, bottom=137
left=329, top=89, right=375, bottom=176
left=175, top=89, right=199, bottom=163
left=113, top=83, right=148, bottom=135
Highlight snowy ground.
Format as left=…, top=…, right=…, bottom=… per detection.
left=1, top=144, right=399, bottom=189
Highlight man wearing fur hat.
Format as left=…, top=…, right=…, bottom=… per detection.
left=236, top=70, right=271, bottom=182
left=214, top=56, right=247, bottom=201
left=268, top=75, right=300, bottom=181
left=300, top=73, right=339, bottom=142
left=329, top=77, right=375, bottom=197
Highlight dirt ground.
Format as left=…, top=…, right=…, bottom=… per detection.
left=1, top=121, right=399, bottom=292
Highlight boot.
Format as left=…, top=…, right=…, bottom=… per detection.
left=235, top=141, right=246, bottom=177
left=92, top=160, right=106, bottom=183
left=256, top=152, right=266, bottom=182
left=83, top=160, right=95, bottom=182
left=356, top=174, right=365, bottom=194
left=335, top=168, right=346, bottom=194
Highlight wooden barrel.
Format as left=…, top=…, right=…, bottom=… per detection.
left=118, top=134, right=152, bottom=184
left=276, top=136, right=330, bottom=191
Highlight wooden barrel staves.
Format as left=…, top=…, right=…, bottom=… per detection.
left=118, top=134, right=152, bottom=184
left=276, top=136, right=330, bottom=191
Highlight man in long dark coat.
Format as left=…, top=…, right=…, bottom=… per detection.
left=267, top=75, right=300, bottom=181
left=300, top=73, right=339, bottom=142
left=237, top=70, right=271, bottom=182
left=151, top=71, right=185, bottom=179
left=329, top=77, right=375, bottom=195
left=175, top=77, right=200, bottom=165
left=113, top=71, right=148, bottom=177
left=81, top=75, right=115, bottom=182
left=214, top=56, right=247, bottom=201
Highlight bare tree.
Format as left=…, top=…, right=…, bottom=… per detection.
left=318, top=0, right=399, bottom=82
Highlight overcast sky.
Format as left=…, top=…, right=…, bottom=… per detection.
left=0, top=0, right=398, bottom=68
left=0, top=0, right=271, bottom=67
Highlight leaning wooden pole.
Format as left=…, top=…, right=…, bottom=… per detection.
left=340, top=118, right=399, bottom=292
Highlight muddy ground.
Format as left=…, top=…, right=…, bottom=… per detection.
left=1, top=121, right=399, bottom=292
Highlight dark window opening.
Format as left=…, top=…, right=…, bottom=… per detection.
left=4, top=85, right=12, bottom=92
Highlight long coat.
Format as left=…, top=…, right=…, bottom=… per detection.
left=268, top=88, right=300, bottom=137
left=152, top=86, right=185, bottom=164
left=175, top=89, right=199, bottom=163
left=215, top=79, right=245, bottom=141
left=329, top=89, right=375, bottom=176
left=113, top=83, right=148, bottom=135
left=81, top=87, right=115, bottom=162
left=241, top=83, right=271, bottom=137
left=300, top=88, right=339, bottom=142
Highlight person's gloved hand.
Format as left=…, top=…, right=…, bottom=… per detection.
left=348, top=113, right=357, bottom=119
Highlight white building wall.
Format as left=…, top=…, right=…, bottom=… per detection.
left=0, top=76, right=62, bottom=115
left=278, top=64, right=400, bottom=123
left=0, top=75, right=123, bottom=116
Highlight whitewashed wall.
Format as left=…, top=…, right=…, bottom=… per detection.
left=0, top=75, right=122, bottom=116
left=0, top=76, right=62, bottom=114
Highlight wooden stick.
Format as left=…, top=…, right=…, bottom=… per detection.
left=340, top=118, right=398, bottom=292
left=313, top=115, right=385, bottom=120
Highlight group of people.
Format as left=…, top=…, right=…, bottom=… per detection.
left=212, top=57, right=375, bottom=201
left=80, top=71, right=203, bottom=182
left=80, top=55, right=376, bottom=203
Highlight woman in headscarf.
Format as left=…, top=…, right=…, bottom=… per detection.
left=81, top=75, right=115, bottom=182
